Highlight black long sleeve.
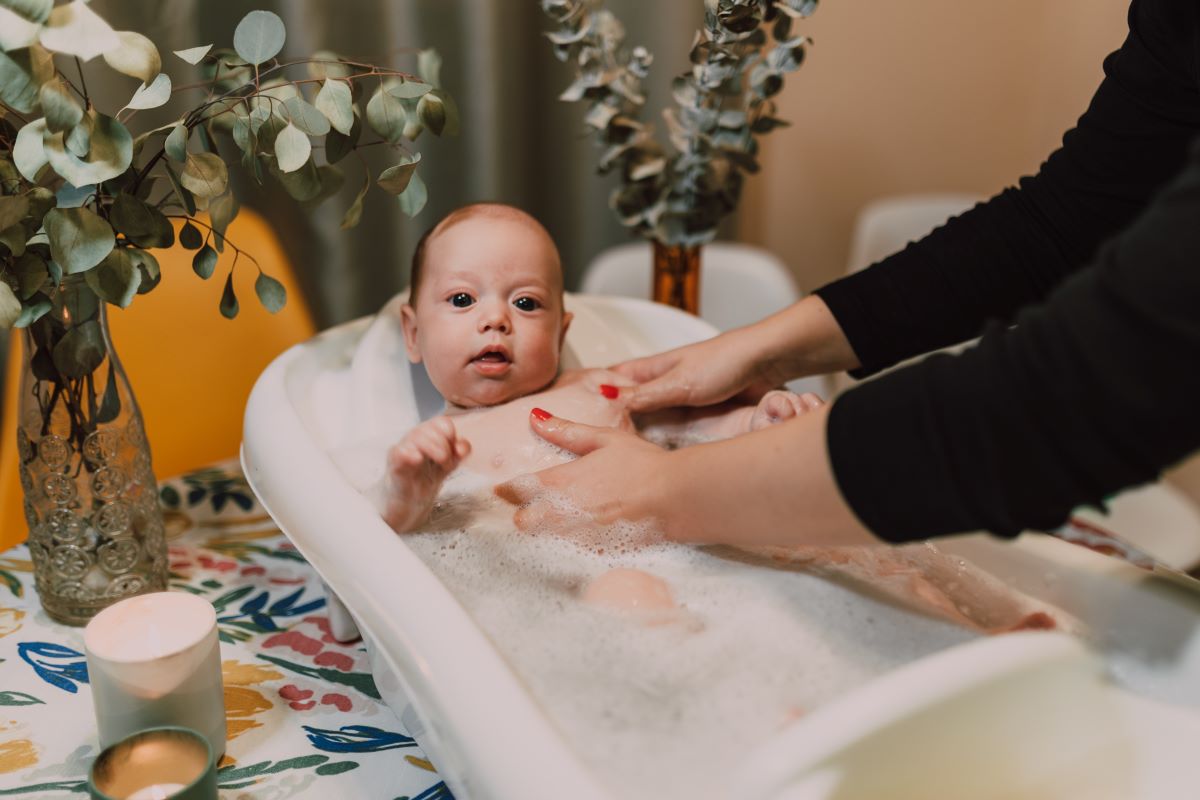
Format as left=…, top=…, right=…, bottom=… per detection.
left=818, top=0, right=1200, bottom=542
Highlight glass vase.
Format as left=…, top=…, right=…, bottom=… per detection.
left=651, top=240, right=701, bottom=315
left=17, top=277, right=167, bottom=625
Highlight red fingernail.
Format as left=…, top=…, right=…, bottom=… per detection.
left=599, top=384, right=619, bottom=399
left=531, top=407, right=552, bottom=421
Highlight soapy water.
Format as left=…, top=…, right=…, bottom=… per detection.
left=401, top=470, right=1006, bottom=800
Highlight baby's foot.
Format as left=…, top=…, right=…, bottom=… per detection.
left=749, top=390, right=824, bottom=431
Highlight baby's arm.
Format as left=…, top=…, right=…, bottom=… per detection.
left=638, top=390, right=825, bottom=447
left=381, top=416, right=471, bottom=533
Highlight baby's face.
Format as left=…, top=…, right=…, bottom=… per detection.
left=401, top=215, right=572, bottom=408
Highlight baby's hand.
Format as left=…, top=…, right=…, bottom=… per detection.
left=382, top=417, right=471, bottom=533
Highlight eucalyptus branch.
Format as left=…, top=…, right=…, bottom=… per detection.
left=164, top=215, right=262, bottom=271
left=74, top=56, right=90, bottom=107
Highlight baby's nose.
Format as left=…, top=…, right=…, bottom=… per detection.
left=478, top=304, right=511, bottom=333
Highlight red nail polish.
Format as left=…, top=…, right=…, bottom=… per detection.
left=531, top=407, right=552, bottom=421
left=599, top=384, right=619, bottom=399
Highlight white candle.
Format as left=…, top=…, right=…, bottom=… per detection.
left=126, top=783, right=187, bottom=800
left=84, top=592, right=226, bottom=757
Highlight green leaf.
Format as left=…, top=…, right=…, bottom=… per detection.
left=273, top=158, right=321, bottom=202
left=39, top=1, right=119, bottom=59
left=128, top=248, right=159, bottom=294
left=387, top=79, right=432, bottom=100
left=208, top=190, right=239, bottom=253
left=164, top=161, right=196, bottom=215
left=0, top=196, right=29, bottom=231
left=52, top=319, right=106, bottom=378
left=340, top=177, right=369, bottom=230
left=126, top=72, right=171, bottom=111
left=65, top=112, right=91, bottom=158
left=165, top=123, right=188, bottom=163
left=85, top=246, right=141, bottom=308
left=25, top=186, right=56, bottom=223
left=44, top=112, right=133, bottom=186
left=39, top=78, right=84, bottom=134
left=254, top=272, right=286, bottom=313
left=283, top=96, right=330, bottom=136
left=219, top=271, right=239, bottom=319
left=274, top=123, right=310, bottom=173
left=397, top=171, right=427, bottom=218
left=324, top=110, right=360, bottom=165
left=13, top=252, right=48, bottom=299
left=366, top=85, right=406, bottom=144
left=102, top=30, right=160, bottom=84
left=45, top=206, right=114, bottom=274
left=13, top=119, right=48, bottom=181
left=95, top=359, right=120, bottom=422
left=306, top=50, right=350, bottom=81
left=192, top=245, right=217, bottom=279
left=0, top=281, right=20, bottom=328
left=233, top=10, right=285, bottom=66
left=180, top=152, right=228, bottom=198
left=418, top=48, right=442, bottom=87
left=418, top=89, right=459, bottom=136
left=179, top=220, right=203, bottom=249
left=315, top=79, right=353, bottom=135
left=0, top=7, right=41, bottom=51
left=0, top=49, right=38, bottom=114
left=110, top=193, right=174, bottom=248
left=0, top=224, right=25, bottom=256
left=13, top=295, right=50, bottom=328
left=174, top=44, right=212, bottom=65
left=0, top=690, right=44, bottom=706
left=376, top=153, right=420, bottom=195
left=2, top=0, right=52, bottom=24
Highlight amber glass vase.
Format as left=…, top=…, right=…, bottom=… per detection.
left=651, top=240, right=701, bottom=315
left=17, top=277, right=167, bottom=625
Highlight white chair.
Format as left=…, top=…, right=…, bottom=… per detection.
left=581, top=241, right=828, bottom=397
left=845, top=193, right=1200, bottom=570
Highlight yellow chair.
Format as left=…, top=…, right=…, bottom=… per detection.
left=0, top=209, right=317, bottom=550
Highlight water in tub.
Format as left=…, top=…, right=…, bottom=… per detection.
left=337, top=374, right=1064, bottom=800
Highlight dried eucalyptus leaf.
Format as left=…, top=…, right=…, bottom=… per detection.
left=110, top=193, right=174, bottom=248
left=325, top=110, right=360, bottom=165
left=0, top=281, right=20, bottom=328
left=388, top=79, right=432, bottom=100
left=254, top=272, right=286, bottom=313
left=164, top=161, right=196, bottom=215
left=65, top=113, right=91, bottom=157
left=273, top=157, right=321, bottom=202
left=397, top=170, right=427, bottom=218
left=102, top=30, right=160, bottom=84
left=39, top=1, right=120, bottom=61
left=165, top=123, right=188, bottom=163
left=39, top=78, right=83, bottom=134
left=283, top=96, right=330, bottom=136
left=44, top=112, right=132, bottom=185
left=174, top=44, right=212, bottom=65
left=13, top=119, right=48, bottom=181
left=208, top=190, right=239, bottom=251
left=219, top=271, right=239, bottom=318
left=128, top=248, right=160, bottom=293
left=315, top=78, right=353, bottom=135
left=274, top=122, right=311, bottom=173
left=233, top=9, right=285, bottom=66
left=366, top=85, right=406, bottom=143
left=340, top=177, right=369, bottom=230
left=13, top=294, right=50, bottom=328
left=125, top=72, right=171, bottom=111
left=376, top=154, right=420, bottom=195
left=85, top=246, right=140, bottom=307
left=96, top=360, right=120, bottom=423
left=192, top=244, right=217, bottom=279
left=180, top=152, right=228, bottom=198
left=0, top=49, right=39, bottom=114
left=13, top=251, right=47, bottom=299
left=307, top=50, right=350, bottom=80
left=44, top=205, right=114, bottom=274
left=25, top=186, right=55, bottom=223
left=420, top=89, right=458, bottom=136
left=0, top=195, right=29, bottom=231
left=0, top=223, right=26, bottom=256
left=52, top=318, right=106, bottom=378
left=179, top=220, right=203, bottom=249
left=418, top=48, right=442, bottom=87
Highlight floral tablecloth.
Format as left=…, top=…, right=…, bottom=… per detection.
left=0, top=460, right=451, bottom=799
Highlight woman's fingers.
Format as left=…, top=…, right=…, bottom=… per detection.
left=528, top=409, right=615, bottom=456
left=610, top=350, right=679, bottom=383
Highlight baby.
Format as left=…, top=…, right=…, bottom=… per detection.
left=381, top=203, right=818, bottom=533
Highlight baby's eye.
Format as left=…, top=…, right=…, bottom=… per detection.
left=513, top=296, right=541, bottom=312
left=449, top=293, right=474, bottom=308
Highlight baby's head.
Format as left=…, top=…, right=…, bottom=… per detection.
left=401, top=203, right=572, bottom=409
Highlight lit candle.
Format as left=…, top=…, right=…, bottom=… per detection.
left=88, top=726, right=216, bottom=800
left=84, top=592, right=226, bottom=757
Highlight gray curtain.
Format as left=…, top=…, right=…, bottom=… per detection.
left=85, top=0, right=708, bottom=327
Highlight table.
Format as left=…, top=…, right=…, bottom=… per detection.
left=0, top=459, right=450, bottom=799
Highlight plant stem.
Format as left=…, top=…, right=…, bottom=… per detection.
left=74, top=57, right=89, bottom=107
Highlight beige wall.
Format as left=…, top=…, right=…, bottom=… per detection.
left=740, top=0, right=1129, bottom=288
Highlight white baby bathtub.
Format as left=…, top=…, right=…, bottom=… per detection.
left=242, top=293, right=1200, bottom=800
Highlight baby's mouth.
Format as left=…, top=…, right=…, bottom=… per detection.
left=470, top=346, right=512, bottom=374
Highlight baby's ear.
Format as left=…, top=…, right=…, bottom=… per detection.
left=559, top=310, right=573, bottom=348
left=399, top=304, right=423, bottom=364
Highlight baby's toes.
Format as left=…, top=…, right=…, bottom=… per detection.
left=750, top=390, right=801, bottom=431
